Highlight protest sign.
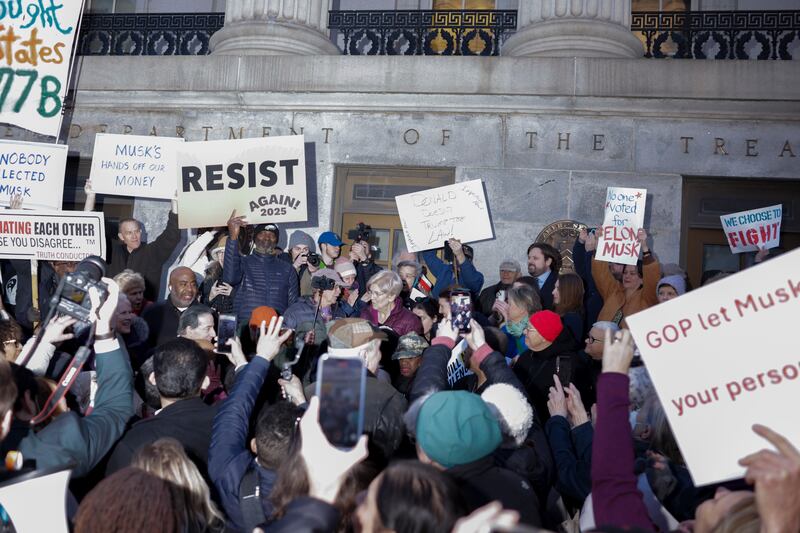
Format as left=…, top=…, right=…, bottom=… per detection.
left=720, top=204, right=782, bottom=254
left=0, top=0, right=85, bottom=137
left=0, top=140, right=67, bottom=209
left=595, top=187, right=647, bottom=266
left=626, top=248, right=800, bottom=486
left=89, top=134, right=184, bottom=200
left=447, top=339, right=471, bottom=387
left=0, top=210, right=105, bottom=261
left=176, top=135, right=308, bottom=229
left=395, top=179, right=493, bottom=253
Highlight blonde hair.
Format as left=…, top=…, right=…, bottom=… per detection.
left=113, top=269, right=145, bottom=293
left=710, top=494, right=760, bottom=533
left=367, top=270, right=403, bottom=299
left=132, top=438, right=224, bottom=532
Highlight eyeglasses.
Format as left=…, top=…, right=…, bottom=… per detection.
left=586, top=335, right=601, bottom=344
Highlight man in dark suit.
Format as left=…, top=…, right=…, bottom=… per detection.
left=527, top=242, right=560, bottom=311
left=106, top=337, right=216, bottom=478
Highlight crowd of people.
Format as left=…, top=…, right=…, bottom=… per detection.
left=0, top=196, right=797, bottom=533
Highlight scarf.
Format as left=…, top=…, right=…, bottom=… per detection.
left=506, top=317, right=528, bottom=337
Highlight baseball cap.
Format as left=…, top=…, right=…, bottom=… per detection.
left=499, top=259, right=521, bottom=272
left=327, top=318, right=387, bottom=350
left=318, top=231, right=344, bottom=247
left=253, top=223, right=279, bottom=238
left=312, top=268, right=349, bottom=287
left=392, top=332, right=427, bottom=360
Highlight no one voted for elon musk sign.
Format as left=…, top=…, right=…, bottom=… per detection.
left=180, top=159, right=300, bottom=192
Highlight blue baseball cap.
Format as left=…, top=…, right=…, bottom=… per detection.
left=318, top=231, right=344, bottom=247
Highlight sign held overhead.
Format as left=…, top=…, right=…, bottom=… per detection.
left=595, top=186, right=647, bottom=266
left=0, top=210, right=105, bottom=261
left=0, top=140, right=67, bottom=210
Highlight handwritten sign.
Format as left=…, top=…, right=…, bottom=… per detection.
left=595, top=187, right=647, bottom=266
left=0, top=140, right=66, bottom=210
left=0, top=210, right=105, bottom=261
left=89, top=134, right=184, bottom=200
left=395, top=179, right=493, bottom=253
left=720, top=204, right=782, bottom=254
left=626, top=248, right=800, bottom=486
left=447, top=339, right=472, bottom=387
left=0, top=0, right=85, bottom=137
left=175, top=135, right=308, bottom=229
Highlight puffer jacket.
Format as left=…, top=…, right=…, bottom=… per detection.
left=360, top=297, right=423, bottom=337
left=223, top=238, right=299, bottom=322
left=282, top=297, right=349, bottom=331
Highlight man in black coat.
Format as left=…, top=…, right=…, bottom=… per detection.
left=106, top=337, right=217, bottom=478
left=142, top=266, right=199, bottom=348
left=526, top=242, right=560, bottom=311
left=477, top=259, right=521, bottom=316
left=107, top=199, right=182, bottom=302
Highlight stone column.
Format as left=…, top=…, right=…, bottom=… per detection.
left=503, top=0, right=643, bottom=58
left=210, top=0, right=339, bottom=56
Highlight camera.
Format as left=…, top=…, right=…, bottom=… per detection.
left=347, top=222, right=371, bottom=244
left=307, top=252, right=321, bottom=268
left=311, top=275, right=336, bottom=292
left=55, top=256, right=109, bottom=323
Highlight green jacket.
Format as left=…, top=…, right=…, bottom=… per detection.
left=19, top=339, right=134, bottom=478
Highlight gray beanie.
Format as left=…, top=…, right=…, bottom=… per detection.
left=288, top=230, right=317, bottom=253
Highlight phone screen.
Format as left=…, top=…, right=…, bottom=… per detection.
left=450, top=292, right=472, bottom=333
left=315, top=355, right=366, bottom=448
left=556, top=355, right=573, bottom=388
left=216, top=314, right=237, bottom=354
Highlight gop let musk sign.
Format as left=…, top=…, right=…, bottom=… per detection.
left=0, top=140, right=67, bottom=210
left=176, top=135, right=308, bottom=229
left=0, top=210, right=105, bottom=261
left=720, top=204, right=782, bottom=254
left=626, top=248, right=800, bottom=486
left=595, top=187, right=647, bottom=266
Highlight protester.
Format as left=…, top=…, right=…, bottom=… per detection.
left=107, top=198, right=182, bottom=301
left=391, top=332, right=427, bottom=398
left=657, top=274, right=687, bottom=303
left=334, top=257, right=362, bottom=312
left=114, top=269, right=152, bottom=316
left=224, top=214, right=299, bottom=321
left=201, top=234, right=235, bottom=314
left=553, top=272, right=586, bottom=344
left=285, top=230, right=319, bottom=296
left=478, top=259, right=521, bottom=316
left=493, top=283, right=541, bottom=360
left=584, top=320, right=619, bottom=361
left=411, top=297, right=440, bottom=342
left=348, top=239, right=383, bottom=302
left=282, top=269, right=351, bottom=332
left=142, top=266, right=199, bottom=347
left=0, top=319, right=23, bottom=362
left=527, top=242, right=561, bottom=310
left=317, top=231, right=343, bottom=268
left=178, top=305, right=217, bottom=343
left=421, top=239, right=484, bottom=299
left=360, top=271, right=423, bottom=336
left=114, top=293, right=150, bottom=371
left=395, top=258, right=422, bottom=308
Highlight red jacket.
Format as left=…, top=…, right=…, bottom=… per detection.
left=360, top=297, right=423, bottom=337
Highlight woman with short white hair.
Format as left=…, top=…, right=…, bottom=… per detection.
left=360, top=271, right=423, bottom=336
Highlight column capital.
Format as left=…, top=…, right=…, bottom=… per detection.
left=210, top=0, right=339, bottom=56
left=503, top=0, right=643, bottom=58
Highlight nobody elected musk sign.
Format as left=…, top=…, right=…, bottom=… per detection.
left=626, top=248, right=800, bottom=486
left=176, top=135, right=308, bottom=229
left=595, top=187, right=647, bottom=266
left=0, top=210, right=105, bottom=261
left=0, top=140, right=67, bottom=210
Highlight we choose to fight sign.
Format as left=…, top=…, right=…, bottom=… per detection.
left=176, top=135, right=308, bottom=229
left=627, top=248, right=800, bottom=486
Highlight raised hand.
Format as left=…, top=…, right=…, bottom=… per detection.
left=637, top=228, right=650, bottom=253
left=463, top=319, right=485, bottom=352
left=226, top=209, right=247, bottom=240
left=255, top=316, right=292, bottom=361
left=566, top=383, right=589, bottom=427
left=547, top=374, right=568, bottom=419
left=601, top=328, right=634, bottom=375
left=436, top=317, right=459, bottom=343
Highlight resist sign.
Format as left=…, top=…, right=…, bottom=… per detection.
left=0, top=140, right=66, bottom=209
left=0, top=210, right=105, bottom=261
left=176, top=135, right=308, bottom=229
left=595, top=187, right=647, bottom=266
left=720, top=204, right=782, bottom=254
left=626, top=248, right=800, bottom=486
left=89, top=134, right=184, bottom=200
left=0, top=0, right=84, bottom=137
left=395, top=179, right=493, bottom=253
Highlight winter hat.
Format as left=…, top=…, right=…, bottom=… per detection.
left=249, top=306, right=278, bottom=328
left=657, top=275, right=686, bottom=297
left=416, top=391, right=502, bottom=469
left=252, top=223, right=279, bottom=241
left=528, top=310, right=563, bottom=343
left=210, top=235, right=228, bottom=257
left=334, top=258, right=357, bottom=279
left=481, top=383, right=534, bottom=447
left=288, top=230, right=316, bottom=253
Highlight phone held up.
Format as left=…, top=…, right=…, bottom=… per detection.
left=450, top=289, right=472, bottom=333
left=216, top=314, right=237, bottom=354
left=315, top=354, right=367, bottom=449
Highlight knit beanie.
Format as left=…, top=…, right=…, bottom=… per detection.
left=334, top=258, right=357, bottom=279
left=482, top=383, right=534, bottom=447
left=249, top=306, right=278, bottom=328
left=528, top=310, right=563, bottom=342
left=288, top=230, right=317, bottom=253
left=416, top=391, right=502, bottom=469
left=657, top=275, right=686, bottom=297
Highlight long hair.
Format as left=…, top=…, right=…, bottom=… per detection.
left=555, top=272, right=584, bottom=316
left=710, top=494, right=760, bottom=533
left=132, top=438, right=225, bottom=532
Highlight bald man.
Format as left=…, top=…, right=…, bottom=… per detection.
left=142, top=267, right=200, bottom=348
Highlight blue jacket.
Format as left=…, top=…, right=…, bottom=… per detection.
left=208, top=357, right=278, bottom=533
left=421, top=250, right=484, bottom=299
left=223, top=239, right=299, bottom=322
left=545, top=415, right=593, bottom=504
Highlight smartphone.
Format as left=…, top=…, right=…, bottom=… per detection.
left=216, top=314, right=237, bottom=354
left=555, top=355, right=573, bottom=388
left=496, top=289, right=507, bottom=302
left=450, top=290, right=472, bottom=333
left=315, top=355, right=367, bottom=449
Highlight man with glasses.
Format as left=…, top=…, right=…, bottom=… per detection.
left=584, top=321, right=620, bottom=361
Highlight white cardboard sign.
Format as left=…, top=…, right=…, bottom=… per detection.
left=395, top=179, right=493, bottom=253
left=0, top=210, right=105, bottom=261
left=595, top=187, right=647, bottom=266
left=626, top=248, right=800, bottom=486
left=720, top=204, right=782, bottom=254
left=0, top=140, right=67, bottom=210
left=175, top=135, right=308, bottom=229
left=0, top=0, right=85, bottom=137
left=89, top=134, right=184, bottom=200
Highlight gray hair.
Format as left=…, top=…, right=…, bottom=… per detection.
left=592, top=321, right=621, bottom=333
left=395, top=260, right=421, bottom=277
left=507, top=284, right=542, bottom=315
left=366, top=270, right=403, bottom=298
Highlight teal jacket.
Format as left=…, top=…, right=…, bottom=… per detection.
left=18, top=338, right=134, bottom=478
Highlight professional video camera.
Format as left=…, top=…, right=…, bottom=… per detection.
left=311, top=275, right=336, bottom=292
left=55, top=255, right=109, bottom=323
left=347, top=222, right=372, bottom=244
